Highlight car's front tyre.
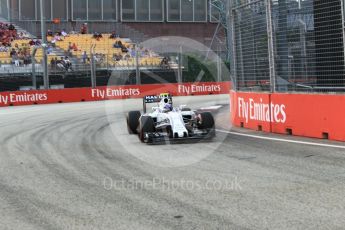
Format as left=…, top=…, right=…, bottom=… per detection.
left=198, top=112, right=216, bottom=138
left=127, top=111, right=141, bottom=134
left=139, top=116, right=155, bottom=143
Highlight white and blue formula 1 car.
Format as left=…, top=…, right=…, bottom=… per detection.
left=126, top=93, right=216, bottom=143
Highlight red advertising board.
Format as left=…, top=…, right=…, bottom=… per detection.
left=231, top=91, right=272, bottom=132
left=0, top=82, right=230, bottom=107
left=231, top=90, right=345, bottom=142
left=271, top=93, right=345, bottom=141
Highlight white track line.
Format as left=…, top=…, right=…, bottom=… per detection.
left=199, top=105, right=223, bottom=110
left=217, top=129, right=345, bottom=149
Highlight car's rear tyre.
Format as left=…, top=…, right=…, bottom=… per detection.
left=198, top=112, right=216, bottom=138
left=139, top=116, right=155, bottom=142
left=127, top=111, right=141, bottom=134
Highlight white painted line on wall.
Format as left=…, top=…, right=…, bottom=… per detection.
left=217, top=129, right=345, bottom=149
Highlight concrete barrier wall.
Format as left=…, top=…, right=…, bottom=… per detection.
left=230, top=91, right=272, bottom=132
left=231, top=90, right=345, bottom=142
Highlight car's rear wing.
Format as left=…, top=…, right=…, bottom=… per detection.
left=144, top=95, right=161, bottom=104
left=143, top=94, right=172, bottom=113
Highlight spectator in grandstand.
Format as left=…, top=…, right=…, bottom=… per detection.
left=93, top=53, right=105, bottom=64
left=18, top=32, right=28, bottom=39
left=56, top=57, right=65, bottom=71
left=55, top=56, right=72, bottom=72
left=3, top=42, right=11, bottom=48
left=64, top=56, right=73, bottom=71
left=67, top=42, right=73, bottom=55
left=100, top=54, right=105, bottom=63
left=23, top=54, right=31, bottom=66
left=51, top=57, right=57, bottom=68
left=0, top=45, right=8, bottom=52
left=8, top=24, right=15, bottom=31
left=82, top=51, right=88, bottom=64
left=18, top=51, right=24, bottom=61
left=93, top=32, right=103, bottom=40
left=93, top=54, right=99, bottom=63
left=28, top=39, right=35, bottom=46
left=81, top=23, right=88, bottom=34
left=50, top=35, right=61, bottom=48
left=28, top=39, right=41, bottom=47
left=17, top=48, right=23, bottom=57
left=113, top=53, right=122, bottom=62
left=128, top=47, right=136, bottom=57
left=61, top=29, right=68, bottom=37
left=71, top=43, right=78, bottom=51
left=161, top=57, right=170, bottom=69
left=113, top=40, right=121, bottom=48
left=10, top=48, right=16, bottom=57
left=47, top=45, right=53, bottom=54
left=142, top=49, right=150, bottom=57
left=1, top=38, right=11, bottom=47
left=13, top=54, right=20, bottom=67
left=109, top=31, right=119, bottom=39
left=54, top=35, right=62, bottom=42
left=121, top=44, right=128, bottom=53
left=50, top=38, right=56, bottom=47
left=67, top=42, right=78, bottom=55
left=0, top=23, right=18, bottom=51
left=47, top=29, right=53, bottom=37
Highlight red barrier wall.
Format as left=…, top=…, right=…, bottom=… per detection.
left=271, top=93, right=345, bottom=141
left=0, top=82, right=230, bottom=107
left=230, top=91, right=272, bottom=132
left=231, top=90, right=345, bottom=142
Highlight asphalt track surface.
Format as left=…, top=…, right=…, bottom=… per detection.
left=0, top=95, right=345, bottom=230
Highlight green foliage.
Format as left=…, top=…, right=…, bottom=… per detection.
left=183, top=55, right=217, bottom=82
left=182, top=54, right=230, bottom=82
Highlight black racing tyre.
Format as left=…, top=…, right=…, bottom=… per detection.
left=166, top=126, right=174, bottom=138
left=127, top=111, right=141, bottom=134
left=198, top=112, right=215, bottom=130
left=139, top=116, right=155, bottom=142
left=198, top=112, right=216, bottom=139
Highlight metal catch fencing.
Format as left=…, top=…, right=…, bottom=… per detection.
left=230, top=0, right=345, bottom=93
left=0, top=48, right=229, bottom=92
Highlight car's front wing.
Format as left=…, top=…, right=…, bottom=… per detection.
left=144, top=131, right=215, bottom=144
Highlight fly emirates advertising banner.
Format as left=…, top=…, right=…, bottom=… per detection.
left=231, top=91, right=345, bottom=141
left=231, top=91, right=287, bottom=131
left=0, top=82, right=230, bottom=107
left=237, top=97, right=286, bottom=124
left=0, top=92, right=48, bottom=105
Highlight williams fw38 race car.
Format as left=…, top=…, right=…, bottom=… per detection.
left=126, top=93, right=216, bottom=144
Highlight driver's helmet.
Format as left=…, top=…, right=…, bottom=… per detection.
left=163, top=103, right=173, bottom=112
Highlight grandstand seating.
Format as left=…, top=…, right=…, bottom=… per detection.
left=0, top=38, right=57, bottom=65
left=51, top=34, right=163, bottom=67
left=0, top=23, right=164, bottom=68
